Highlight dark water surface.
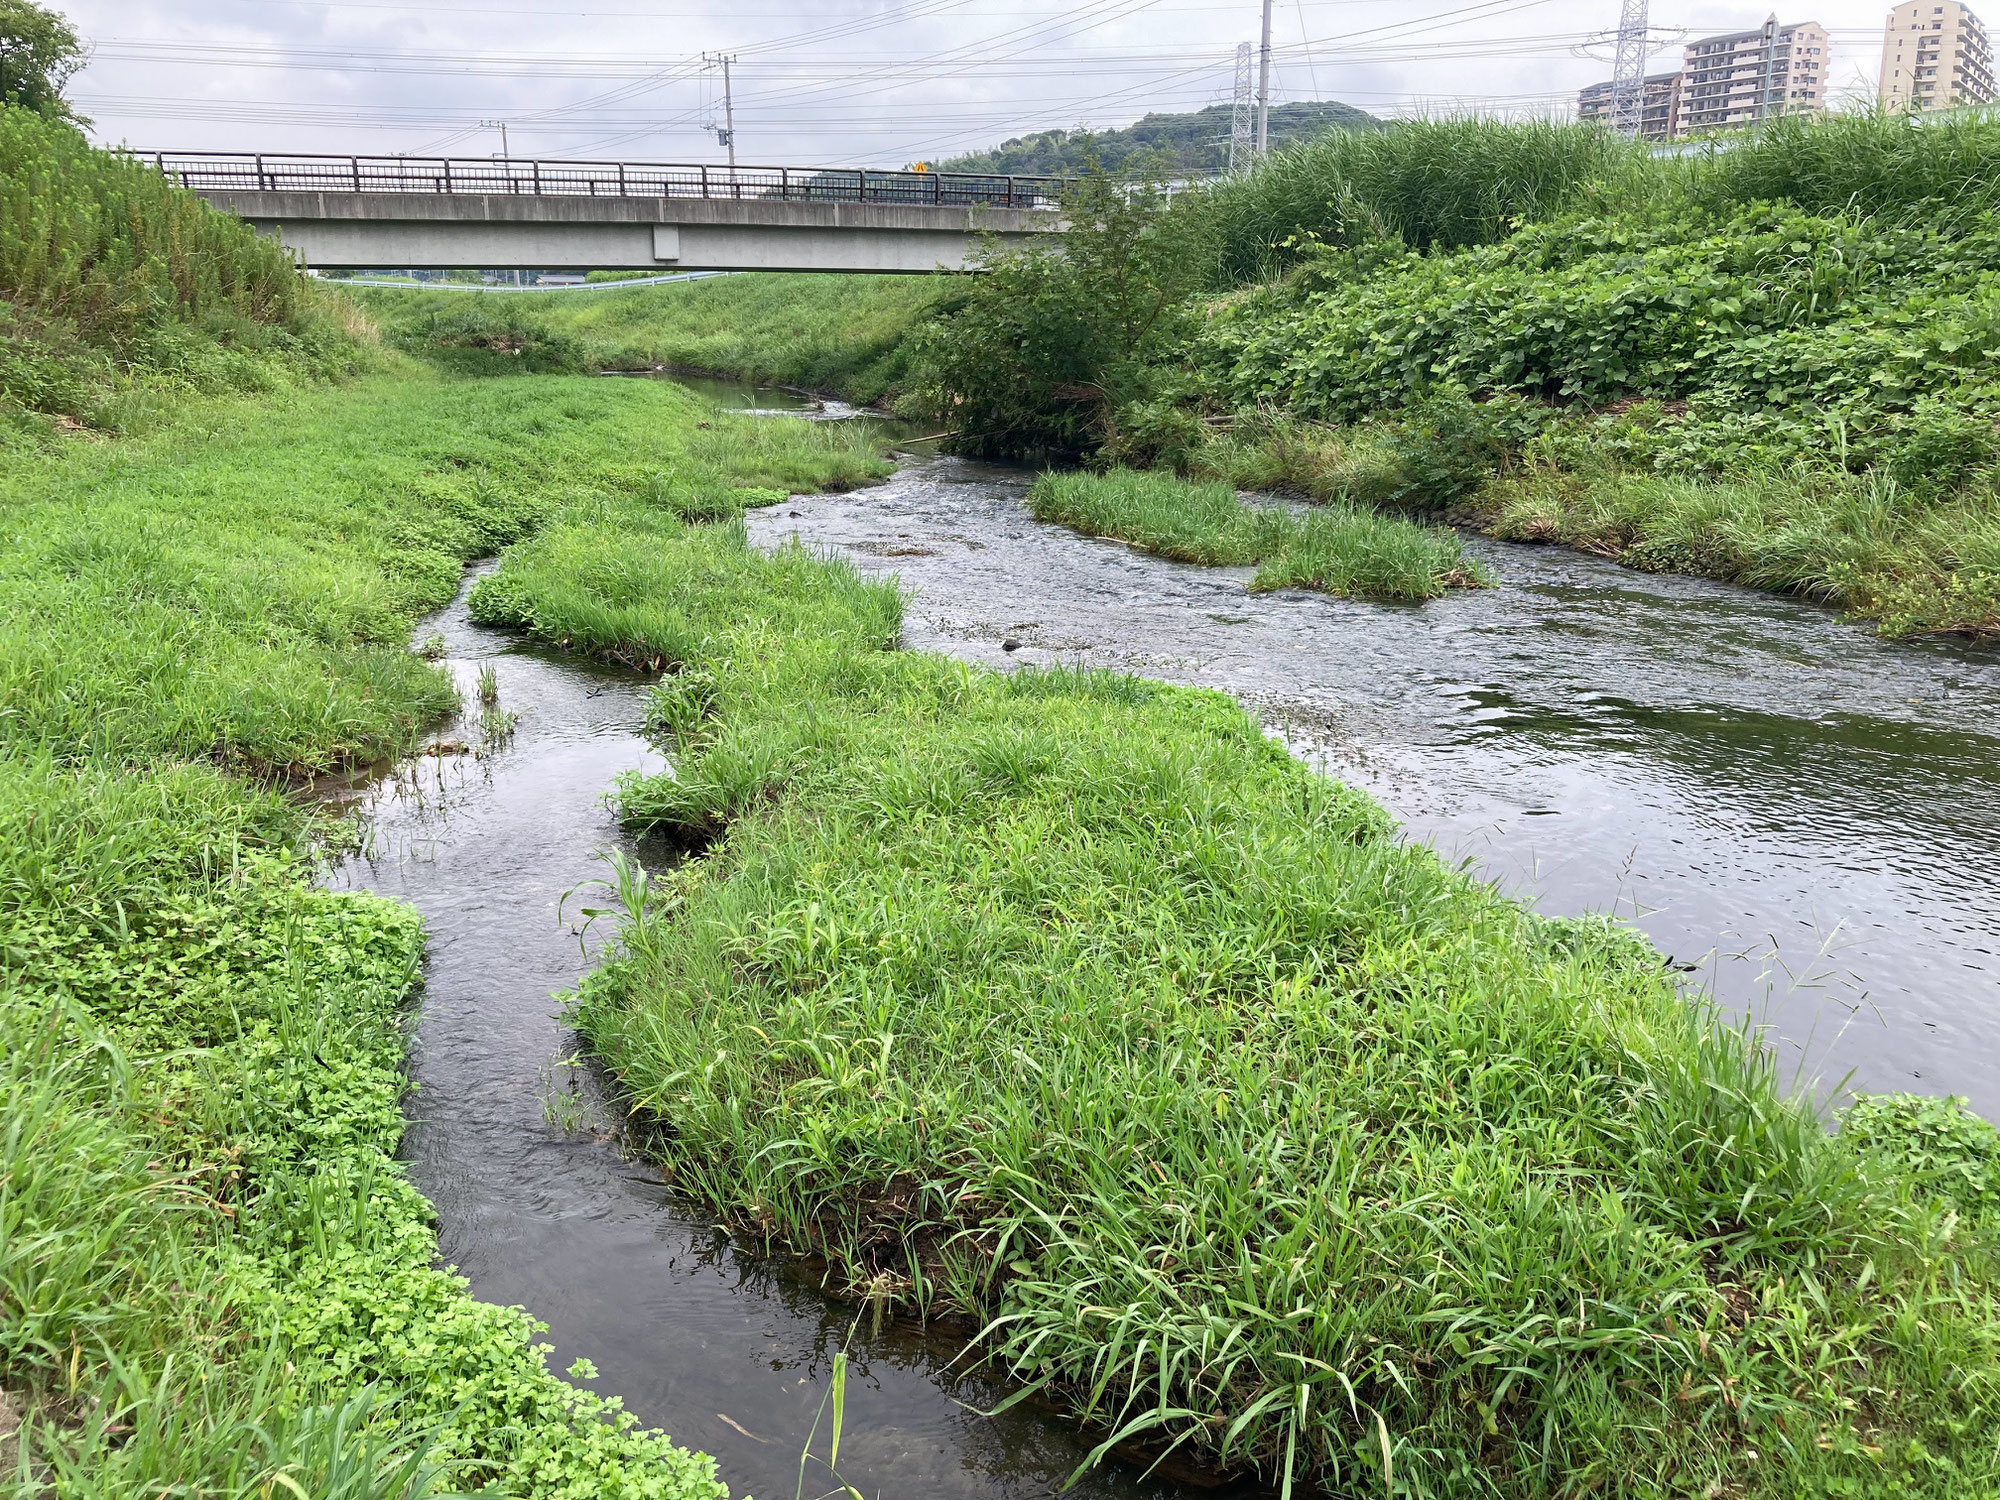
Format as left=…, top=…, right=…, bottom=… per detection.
left=333, top=573, right=1221, bottom=1500
left=336, top=382, right=2000, bottom=1500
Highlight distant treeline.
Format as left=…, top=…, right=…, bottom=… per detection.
left=932, top=98, right=1377, bottom=179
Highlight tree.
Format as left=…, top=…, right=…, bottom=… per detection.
left=912, top=169, right=1219, bottom=457
left=0, top=0, right=84, bottom=119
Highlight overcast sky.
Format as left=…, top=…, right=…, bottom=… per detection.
left=63, top=0, right=1916, bottom=168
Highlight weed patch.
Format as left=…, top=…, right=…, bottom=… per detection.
left=1029, top=467, right=1486, bottom=600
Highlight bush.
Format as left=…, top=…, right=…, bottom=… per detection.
left=912, top=172, right=1218, bottom=457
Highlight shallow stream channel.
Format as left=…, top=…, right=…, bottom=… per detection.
left=335, top=378, right=2000, bottom=1499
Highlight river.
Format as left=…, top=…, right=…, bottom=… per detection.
left=334, top=378, right=2000, bottom=1500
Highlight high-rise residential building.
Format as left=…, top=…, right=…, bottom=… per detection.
left=1678, top=16, right=1830, bottom=133
left=1578, top=71, right=1683, bottom=139
left=1576, top=16, right=1826, bottom=138
left=1880, top=1, right=1996, bottom=111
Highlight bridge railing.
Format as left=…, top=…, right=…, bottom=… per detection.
left=151, top=152, right=1068, bottom=210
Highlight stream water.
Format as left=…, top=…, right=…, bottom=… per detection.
left=334, top=379, right=2000, bottom=1500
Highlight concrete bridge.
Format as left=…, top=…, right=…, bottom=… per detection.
left=154, top=153, right=1066, bottom=274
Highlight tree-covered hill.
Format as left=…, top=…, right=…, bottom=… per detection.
left=931, top=98, right=1377, bottom=179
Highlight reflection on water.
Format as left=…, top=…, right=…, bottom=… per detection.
left=747, top=454, right=2000, bottom=1115
left=332, top=569, right=1225, bottom=1500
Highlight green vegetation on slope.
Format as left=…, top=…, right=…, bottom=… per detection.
left=933, top=98, right=1377, bottom=180
left=0, top=104, right=367, bottom=438
left=0, top=366, right=887, bottom=1494
left=1028, top=467, right=1486, bottom=599
left=911, top=112, right=2000, bottom=635
left=355, top=272, right=940, bottom=403
left=1205, top=114, right=1643, bottom=277
left=443, top=480, right=2000, bottom=1497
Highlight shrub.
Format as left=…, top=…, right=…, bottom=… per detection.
left=911, top=172, right=1218, bottom=457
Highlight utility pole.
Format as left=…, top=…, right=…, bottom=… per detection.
left=1228, top=42, right=1254, bottom=175
left=1255, top=0, right=1273, bottom=157
left=1608, top=0, right=1649, bottom=137
left=481, top=119, right=510, bottom=161
left=705, top=53, right=738, bottom=168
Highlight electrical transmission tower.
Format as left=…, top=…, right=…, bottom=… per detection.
left=1608, top=0, right=1649, bottom=137
left=1228, top=42, right=1254, bottom=175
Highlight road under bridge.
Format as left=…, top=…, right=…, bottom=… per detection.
left=155, top=153, right=1068, bottom=274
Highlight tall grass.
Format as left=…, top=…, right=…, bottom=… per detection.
left=1029, top=467, right=1486, bottom=599
left=0, top=106, right=312, bottom=339
left=0, top=104, right=363, bottom=431
left=1667, top=107, right=2000, bottom=227
left=1208, top=116, right=1644, bottom=277
left=1486, top=449, right=2000, bottom=635
left=478, top=494, right=2000, bottom=1496
left=1202, top=110, right=2000, bottom=284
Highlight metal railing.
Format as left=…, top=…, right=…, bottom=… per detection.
left=150, top=151, right=1068, bottom=210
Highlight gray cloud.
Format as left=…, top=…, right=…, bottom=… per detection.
left=66, top=0, right=1899, bottom=168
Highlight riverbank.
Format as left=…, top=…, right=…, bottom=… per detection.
left=352, top=273, right=940, bottom=405
left=0, top=367, right=887, bottom=1491
left=449, top=433, right=2000, bottom=1496
left=899, top=112, right=2000, bottom=639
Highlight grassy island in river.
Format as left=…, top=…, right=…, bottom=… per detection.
left=467, top=451, right=2000, bottom=1496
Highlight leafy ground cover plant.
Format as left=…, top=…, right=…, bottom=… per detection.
left=457, top=486, right=2000, bottom=1497
left=0, top=364, right=883, bottom=1494
left=1027, top=467, right=1486, bottom=600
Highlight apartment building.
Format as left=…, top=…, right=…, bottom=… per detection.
left=1678, top=16, right=1830, bottom=132
left=1577, top=16, right=1826, bottom=137
left=1577, top=71, right=1684, bottom=139
left=1880, top=1, right=1996, bottom=110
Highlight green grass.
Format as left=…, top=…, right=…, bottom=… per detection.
left=1483, top=451, right=2000, bottom=637
left=354, top=273, right=941, bottom=403
left=451, top=493, right=2000, bottom=1497
left=1206, top=115, right=1645, bottom=277
left=1, top=367, right=888, bottom=1495
left=1028, top=467, right=1486, bottom=600
left=0, top=105, right=367, bottom=436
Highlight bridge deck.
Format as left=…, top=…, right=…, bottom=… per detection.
left=157, top=152, right=1067, bottom=274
